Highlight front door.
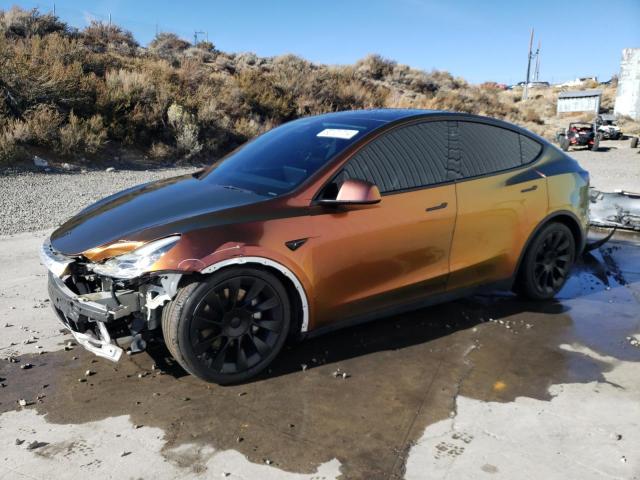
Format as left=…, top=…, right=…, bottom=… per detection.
left=309, top=120, right=457, bottom=328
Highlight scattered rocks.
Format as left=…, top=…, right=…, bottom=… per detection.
left=15, top=439, right=24, bottom=445
left=17, top=399, right=29, bottom=407
left=33, top=155, right=49, bottom=168
left=78, top=378, right=87, bottom=383
left=105, top=167, right=116, bottom=173
left=120, top=451, right=131, bottom=457
left=85, top=370, right=95, bottom=377
left=1, top=167, right=196, bottom=235
left=20, top=363, right=33, bottom=370
left=264, top=459, right=273, bottom=465
left=332, top=369, right=350, bottom=379
left=626, top=336, right=640, bottom=348
left=26, top=441, right=48, bottom=450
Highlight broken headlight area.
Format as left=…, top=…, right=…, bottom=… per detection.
left=47, top=253, right=182, bottom=362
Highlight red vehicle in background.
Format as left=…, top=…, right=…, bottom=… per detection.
left=556, top=122, right=600, bottom=152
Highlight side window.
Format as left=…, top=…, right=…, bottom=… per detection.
left=342, top=121, right=449, bottom=194
left=519, top=135, right=542, bottom=164
left=459, top=122, right=522, bottom=177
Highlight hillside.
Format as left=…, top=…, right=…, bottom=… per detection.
left=0, top=6, right=633, bottom=167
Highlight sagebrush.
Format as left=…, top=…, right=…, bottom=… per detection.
left=0, top=6, right=623, bottom=166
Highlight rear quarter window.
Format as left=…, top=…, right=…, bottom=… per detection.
left=519, top=135, right=542, bottom=164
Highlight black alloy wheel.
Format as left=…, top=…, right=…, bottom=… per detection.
left=517, top=222, right=576, bottom=300
left=162, top=268, right=291, bottom=384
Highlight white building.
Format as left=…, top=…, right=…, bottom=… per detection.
left=614, top=48, right=640, bottom=120
left=557, top=90, right=602, bottom=114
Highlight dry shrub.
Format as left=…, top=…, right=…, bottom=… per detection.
left=81, top=21, right=138, bottom=55
left=22, top=104, right=64, bottom=146
left=59, top=112, right=107, bottom=155
left=0, top=6, right=68, bottom=38
left=148, top=141, right=174, bottom=160
left=167, top=103, right=201, bottom=157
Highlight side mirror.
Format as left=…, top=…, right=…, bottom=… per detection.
left=319, top=179, right=381, bottom=206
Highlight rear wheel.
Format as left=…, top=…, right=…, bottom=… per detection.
left=162, top=268, right=291, bottom=384
left=517, top=222, right=575, bottom=300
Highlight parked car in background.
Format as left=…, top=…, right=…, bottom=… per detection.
left=41, top=109, right=590, bottom=384
left=556, top=122, right=600, bottom=151
left=596, top=114, right=622, bottom=140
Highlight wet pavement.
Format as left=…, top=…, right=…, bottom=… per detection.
left=1, top=232, right=640, bottom=479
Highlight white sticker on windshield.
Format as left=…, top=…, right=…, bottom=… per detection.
left=316, top=128, right=359, bottom=139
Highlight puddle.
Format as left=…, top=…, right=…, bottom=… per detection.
left=1, top=238, right=639, bottom=479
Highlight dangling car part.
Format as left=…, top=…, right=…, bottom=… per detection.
left=41, top=109, right=589, bottom=384
left=589, top=189, right=640, bottom=231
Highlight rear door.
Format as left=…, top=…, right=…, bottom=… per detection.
left=310, top=121, right=457, bottom=328
left=447, top=120, right=547, bottom=290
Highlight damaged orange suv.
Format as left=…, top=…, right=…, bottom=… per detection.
left=42, top=110, right=589, bottom=383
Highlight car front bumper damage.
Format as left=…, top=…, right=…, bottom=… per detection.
left=41, top=240, right=180, bottom=362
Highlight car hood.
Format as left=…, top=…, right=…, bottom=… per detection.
left=50, top=173, right=271, bottom=256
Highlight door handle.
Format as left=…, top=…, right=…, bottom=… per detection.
left=521, top=185, right=538, bottom=193
left=426, top=202, right=448, bottom=212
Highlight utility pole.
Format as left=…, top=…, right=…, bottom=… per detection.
left=194, top=30, right=205, bottom=46
left=534, top=40, right=541, bottom=82
left=523, top=28, right=534, bottom=100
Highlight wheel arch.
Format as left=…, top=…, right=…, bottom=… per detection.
left=199, top=256, right=309, bottom=335
left=514, top=210, right=585, bottom=280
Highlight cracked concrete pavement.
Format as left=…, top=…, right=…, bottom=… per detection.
left=1, top=229, right=639, bottom=479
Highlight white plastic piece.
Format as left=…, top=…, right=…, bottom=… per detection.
left=200, top=256, right=309, bottom=332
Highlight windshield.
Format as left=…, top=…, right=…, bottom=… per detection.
left=201, top=115, right=380, bottom=196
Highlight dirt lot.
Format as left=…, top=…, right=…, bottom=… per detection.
left=0, top=144, right=639, bottom=479
left=569, top=138, right=640, bottom=192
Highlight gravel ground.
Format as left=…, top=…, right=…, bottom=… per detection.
left=0, top=140, right=638, bottom=236
left=0, top=166, right=198, bottom=235
left=569, top=139, right=640, bottom=192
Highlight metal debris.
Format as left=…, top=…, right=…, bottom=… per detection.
left=589, top=189, right=640, bottom=230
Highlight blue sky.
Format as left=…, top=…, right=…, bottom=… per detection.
left=3, top=0, right=639, bottom=84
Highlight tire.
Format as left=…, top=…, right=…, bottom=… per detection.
left=517, top=222, right=576, bottom=300
left=162, top=267, right=291, bottom=384
left=559, top=137, right=570, bottom=151
left=631, top=137, right=639, bottom=149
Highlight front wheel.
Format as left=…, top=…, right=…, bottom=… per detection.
left=517, top=222, right=576, bottom=300
left=162, top=268, right=291, bottom=384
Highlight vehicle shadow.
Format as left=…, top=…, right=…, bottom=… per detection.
left=145, top=244, right=629, bottom=385
left=145, top=291, right=570, bottom=383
